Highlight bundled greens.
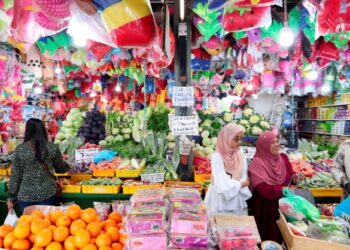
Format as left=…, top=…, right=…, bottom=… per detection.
left=305, top=172, right=338, bottom=188
left=80, top=177, right=123, bottom=186
left=298, top=139, right=329, bottom=161
left=147, top=104, right=170, bottom=132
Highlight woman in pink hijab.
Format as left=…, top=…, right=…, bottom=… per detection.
left=205, top=123, right=251, bottom=215
left=249, top=131, right=295, bottom=243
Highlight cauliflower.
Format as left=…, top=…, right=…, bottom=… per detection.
left=223, top=112, right=234, bottom=122
left=202, top=137, right=211, bottom=147
left=252, top=126, right=263, bottom=135
left=201, top=130, right=210, bottom=138
left=249, top=115, right=260, bottom=124
left=260, top=121, right=270, bottom=130
left=243, top=108, right=254, bottom=117
left=239, top=119, right=249, bottom=126
left=237, top=125, right=246, bottom=133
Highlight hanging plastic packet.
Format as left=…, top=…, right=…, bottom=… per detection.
left=93, top=202, right=111, bottom=221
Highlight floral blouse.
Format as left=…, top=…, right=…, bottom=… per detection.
left=9, top=142, right=69, bottom=202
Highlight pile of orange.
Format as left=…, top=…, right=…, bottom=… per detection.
left=0, top=205, right=127, bottom=250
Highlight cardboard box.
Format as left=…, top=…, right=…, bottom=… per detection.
left=214, top=215, right=261, bottom=243
left=277, top=211, right=350, bottom=250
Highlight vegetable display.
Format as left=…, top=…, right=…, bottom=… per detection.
left=298, top=139, right=329, bottom=161
left=305, top=172, right=339, bottom=188
left=237, top=107, right=271, bottom=136
left=80, top=177, right=123, bottom=186
left=55, top=108, right=84, bottom=144
left=78, top=108, right=106, bottom=144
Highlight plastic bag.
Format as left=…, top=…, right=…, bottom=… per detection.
left=93, top=150, right=117, bottom=163
left=93, top=202, right=110, bottom=221
left=334, top=197, right=350, bottom=218
left=279, top=189, right=320, bottom=222
left=4, top=209, right=18, bottom=227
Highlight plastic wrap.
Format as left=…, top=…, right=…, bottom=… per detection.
left=170, top=212, right=209, bottom=235
left=168, top=188, right=202, bottom=203
left=93, top=202, right=110, bottom=221
left=169, top=234, right=209, bottom=249
left=130, top=188, right=166, bottom=207
left=126, top=212, right=165, bottom=235
left=127, top=233, right=167, bottom=250
left=222, top=2, right=271, bottom=32
left=97, top=0, right=156, bottom=48
left=218, top=225, right=258, bottom=250
left=111, top=200, right=130, bottom=217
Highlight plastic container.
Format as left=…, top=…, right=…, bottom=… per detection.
left=81, top=185, right=120, bottom=194
left=218, top=226, right=258, bottom=250
left=70, top=173, right=92, bottom=181
left=0, top=169, right=8, bottom=176
left=123, top=184, right=162, bottom=195
left=194, top=170, right=211, bottom=183
left=169, top=234, right=209, bottom=249
left=310, top=188, right=343, bottom=198
left=163, top=181, right=203, bottom=192
left=126, top=212, right=165, bottom=235
left=61, top=185, right=81, bottom=193
left=130, top=188, right=166, bottom=205
left=0, top=181, right=7, bottom=192
left=127, top=233, right=167, bottom=250
left=92, top=169, right=115, bottom=177
left=140, top=172, right=165, bottom=183
left=115, top=169, right=142, bottom=178
left=168, top=188, right=202, bottom=203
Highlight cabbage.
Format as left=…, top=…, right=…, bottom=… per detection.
left=211, top=137, right=217, bottom=146
left=112, top=128, right=120, bottom=135
left=202, top=137, right=211, bottom=147
left=201, top=130, right=210, bottom=138
left=123, top=134, right=131, bottom=139
left=99, top=140, right=107, bottom=146
left=106, top=135, right=115, bottom=142
left=115, top=135, right=124, bottom=142
left=132, top=129, right=142, bottom=143
left=122, top=128, right=132, bottom=134
left=55, top=132, right=65, bottom=140
left=62, top=120, right=73, bottom=127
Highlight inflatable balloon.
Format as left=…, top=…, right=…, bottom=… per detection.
left=201, top=36, right=224, bottom=56
left=97, top=0, right=156, bottom=48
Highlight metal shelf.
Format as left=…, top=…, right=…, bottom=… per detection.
left=297, top=131, right=350, bottom=137
left=296, top=119, right=350, bottom=121
left=298, top=103, right=350, bottom=109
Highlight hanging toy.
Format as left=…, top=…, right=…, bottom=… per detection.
left=201, top=36, right=224, bottom=56
left=260, top=70, right=274, bottom=93
left=25, top=45, right=43, bottom=79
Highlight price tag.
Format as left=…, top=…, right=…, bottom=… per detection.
left=75, top=148, right=99, bottom=164
left=179, top=135, right=192, bottom=155
left=241, top=146, right=256, bottom=160
left=170, top=116, right=199, bottom=136
left=172, top=87, right=195, bottom=107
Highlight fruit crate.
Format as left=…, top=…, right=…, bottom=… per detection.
left=310, top=188, right=343, bottom=197
left=92, top=169, right=115, bottom=177
left=0, top=181, right=6, bottom=192
left=54, top=172, right=69, bottom=177
left=115, top=169, right=142, bottom=178
left=194, top=170, right=211, bottom=183
left=7, top=168, right=11, bottom=176
left=61, top=185, right=81, bottom=193
left=70, top=173, right=92, bottom=181
left=0, top=168, right=8, bottom=176
left=140, top=172, right=165, bottom=183
left=163, top=181, right=203, bottom=192
left=122, top=184, right=162, bottom=195
left=82, top=185, right=120, bottom=194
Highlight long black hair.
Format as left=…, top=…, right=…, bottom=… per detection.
left=24, top=118, right=48, bottom=163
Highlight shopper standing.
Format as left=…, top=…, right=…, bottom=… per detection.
left=332, top=141, right=350, bottom=198
left=7, top=118, right=69, bottom=213
left=249, top=131, right=294, bottom=243
left=205, top=123, right=251, bottom=215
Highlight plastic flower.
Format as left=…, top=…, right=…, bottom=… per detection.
left=243, top=108, right=254, bottom=117
left=239, top=119, right=249, bottom=126
left=260, top=121, right=271, bottom=130
left=252, top=126, right=263, bottom=135
left=249, top=115, right=260, bottom=124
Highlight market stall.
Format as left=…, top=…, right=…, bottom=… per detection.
left=0, top=0, right=350, bottom=249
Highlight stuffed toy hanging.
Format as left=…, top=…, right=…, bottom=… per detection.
left=26, top=45, right=42, bottom=80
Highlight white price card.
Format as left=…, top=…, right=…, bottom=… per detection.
left=179, top=135, right=192, bottom=155
left=170, top=116, right=199, bottom=136
left=172, top=86, right=195, bottom=107
left=241, top=146, right=256, bottom=160
left=75, top=148, right=99, bottom=164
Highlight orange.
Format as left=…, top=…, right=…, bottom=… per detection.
left=12, top=239, right=30, bottom=250
left=106, top=227, right=119, bottom=243
left=0, top=224, right=13, bottom=237
left=32, top=247, right=44, bottom=250
left=111, top=243, right=123, bottom=250
left=13, top=223, right=30, bottom=239
left=64, top=236, right=77, bottom=250
left=96, top=233, right=111, bottom=248
left=31, top=210, right=45, bottom=219
left=73, top=229, right=91, bottom=248
left=90, top=238, right=96, bottom=244
left=99, top=246, right=112, bottom=250
left=18, top=215, right=30, bottom=224
left=108, top=212, right=122, bottom=224
left=46, top=241, right=62, bottom=250
left=53, top=226, right=69, bottom=242
left=35, top=228, right=52, bottom=247
left=70, top=219, right=86, bottom=235
left=29, top=234, right=36, bottom=245
left=82, top=243, right=98, bottom=250
left=86, top=221, right=103, bottom=238
left=31, top=219, right=51, bottom=234
left=49, top=210, right=64, bottom=225
left=56, top=215, right=71, bottom=227
left=67, top=204, right=82, bottom=220
left=102, top=219, right=117, bottom=231
left=3, top=231, right=16, bottom=249
left=118, top=233, right=127, bottom=246
left=0, top=238, right=3, bottom=248
left=116, top=223, right=122, bottom=230
left=81, top=208, right=98, bottom=224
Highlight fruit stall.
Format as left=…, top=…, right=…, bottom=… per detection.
left=1, top=0, right=350, bottom=249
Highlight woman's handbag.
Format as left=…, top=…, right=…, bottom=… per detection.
left=287, top=173, right=315, bottom=205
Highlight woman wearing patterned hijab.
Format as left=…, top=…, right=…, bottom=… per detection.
left=205, top=123, right=251, bottom=215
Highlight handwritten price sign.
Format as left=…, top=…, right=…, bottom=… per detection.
left=170, top=116, right=199, bottom=136
left=75, top=148, right=99, bottom=164
left=172, top=87, right=195, bottom=107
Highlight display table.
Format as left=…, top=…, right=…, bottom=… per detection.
left=0, top=191, right=131, bottom=223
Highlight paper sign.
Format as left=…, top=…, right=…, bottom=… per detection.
left=170, top=116, right=199, bottom=136
left=179, top=135, right=192, bottom=155
left=75, top=148, right=99, bottom=164
left=241, top=146, right=256, bottom=159
left=172, top=86, right=195, bottom=107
